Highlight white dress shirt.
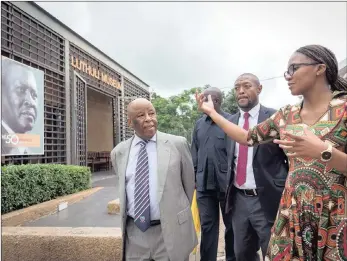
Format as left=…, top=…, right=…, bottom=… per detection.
left=233, top=103, right=261, bottom=190
left=125, top=133, right=160, bottom=220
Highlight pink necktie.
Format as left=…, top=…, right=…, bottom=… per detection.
left=236, top=112, right=250, bottom=186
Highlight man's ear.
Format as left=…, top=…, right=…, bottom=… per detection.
left=257, top=84, right=263, bottom=95
left=127, top=117, right=132, bottom=128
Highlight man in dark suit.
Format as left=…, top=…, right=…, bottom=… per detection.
left=191, top=87, right=235, bottom=261
left=225, top=73, right=289, bottom=261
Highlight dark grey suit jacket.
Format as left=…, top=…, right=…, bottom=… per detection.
left=225, top=105, right=289, bottom=223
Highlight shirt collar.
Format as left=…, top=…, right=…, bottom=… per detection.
left=204, top=114, right=212, bottom=122
left=204, top=110, right=226, bottom=122
left=132, top=133, right=157, bottom=147
left=239, top=103, right=261, bottom=118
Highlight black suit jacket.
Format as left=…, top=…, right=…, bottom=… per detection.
left=225, top=105, right=289, bottom=223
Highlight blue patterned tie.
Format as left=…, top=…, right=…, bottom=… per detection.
left=134, top=140, right=151, bottom=232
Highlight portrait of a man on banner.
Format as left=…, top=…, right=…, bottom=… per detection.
left=1, top=56, right=44, bottom=156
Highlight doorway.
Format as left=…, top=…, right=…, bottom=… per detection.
left=72, top=71, right=114, bottom=172
left=86, top=87, right=113, bottom=172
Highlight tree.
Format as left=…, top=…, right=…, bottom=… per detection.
left=151, top=85, right=238, bottom=144
left=151, top=87, right=203, bottom=143
left=222, top=89, right=238, bottom=115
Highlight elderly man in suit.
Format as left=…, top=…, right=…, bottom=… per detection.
left=111, top=98, right=198, bottom=261
left=225, top=73, right=289, bottom=261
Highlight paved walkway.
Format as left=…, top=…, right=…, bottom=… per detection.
left=24, top=170, right=260, bottom=260
left=24, top=187, right=121, bottom=227
left=24, top=171, right=119, bottom=227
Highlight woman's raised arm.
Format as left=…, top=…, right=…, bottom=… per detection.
left=195, top=92, right=249, bottom=146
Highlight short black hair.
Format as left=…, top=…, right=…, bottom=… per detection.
left=237, top=73, right=260, bottom=86
left=296, top=44, right=347, bottom=92
left=204, top=87, right=223, bottom=101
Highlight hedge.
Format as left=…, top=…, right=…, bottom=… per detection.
left=1, top=164, right=91, bottom=214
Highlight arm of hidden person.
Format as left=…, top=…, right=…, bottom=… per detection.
left=208, top=110, right=249, bottom=145
left=196, top=93, right=283, bottom=146
left=329, top=104, right=347, bottom=175
left=180, top=137, right=195, bottom=205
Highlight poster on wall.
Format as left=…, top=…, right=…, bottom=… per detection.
left=1, top=56, right=45, bottom=156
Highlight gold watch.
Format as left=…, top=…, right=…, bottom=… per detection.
left=320, top=143, right=333, bottom=162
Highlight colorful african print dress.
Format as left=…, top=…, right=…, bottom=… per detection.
left=246, top=91, right=347, bottom=261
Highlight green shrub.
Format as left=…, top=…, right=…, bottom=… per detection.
left=1, top=164, right=91, bottom=214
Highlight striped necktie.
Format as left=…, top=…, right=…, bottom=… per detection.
left=134, top=140, right=151, bottom=232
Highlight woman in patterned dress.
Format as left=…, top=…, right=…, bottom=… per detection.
left=195, top=44, right=347, bottom=261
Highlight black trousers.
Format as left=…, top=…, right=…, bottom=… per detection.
left=197, top=190, right=236, bottom=261
left=231, top=189, right=272, bottom=261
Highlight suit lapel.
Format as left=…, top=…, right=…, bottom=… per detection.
left=115, top=138, right=133, bottom=261
left=227, top=112, right=240, bottom=185
left=253, top=105, right=269, bottom=160
left=156, top=131, right=171, bottom=203
left=118, top=137, right=133, bottom=219
left=118, top=138, right=133, bottom=178
left=229, top=112, right=240, bottom=159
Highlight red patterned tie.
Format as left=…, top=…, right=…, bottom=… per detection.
left=236, top=112, right=250, bottom=186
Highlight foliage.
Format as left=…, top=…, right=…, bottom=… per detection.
left=222, top=89, right=239, bottom=115
left=151, top=87, right=201, bottom=143
left=1, top=164, right=91, bottom=214
left=151, top=85, right=238, bottom=143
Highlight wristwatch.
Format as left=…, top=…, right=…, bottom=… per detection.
left=320, top=143, right=333, bottom=162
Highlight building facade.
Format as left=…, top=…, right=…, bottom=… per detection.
left=1, top=1, right=150, bottom=165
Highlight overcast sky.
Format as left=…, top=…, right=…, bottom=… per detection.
left=36, top=1, right=346, bottom=109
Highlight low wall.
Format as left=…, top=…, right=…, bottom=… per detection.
left=0, top=193, right=200, bottom=261
left=2, top=227, right=123, bottom=261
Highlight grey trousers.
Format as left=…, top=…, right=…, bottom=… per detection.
left=125, top=218, right=189, bottom=261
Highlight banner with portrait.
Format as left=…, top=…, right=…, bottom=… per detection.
left=1, top=56, right=44, bottom=156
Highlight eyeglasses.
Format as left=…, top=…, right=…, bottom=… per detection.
left=284, top=63, right=320, bottom=78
